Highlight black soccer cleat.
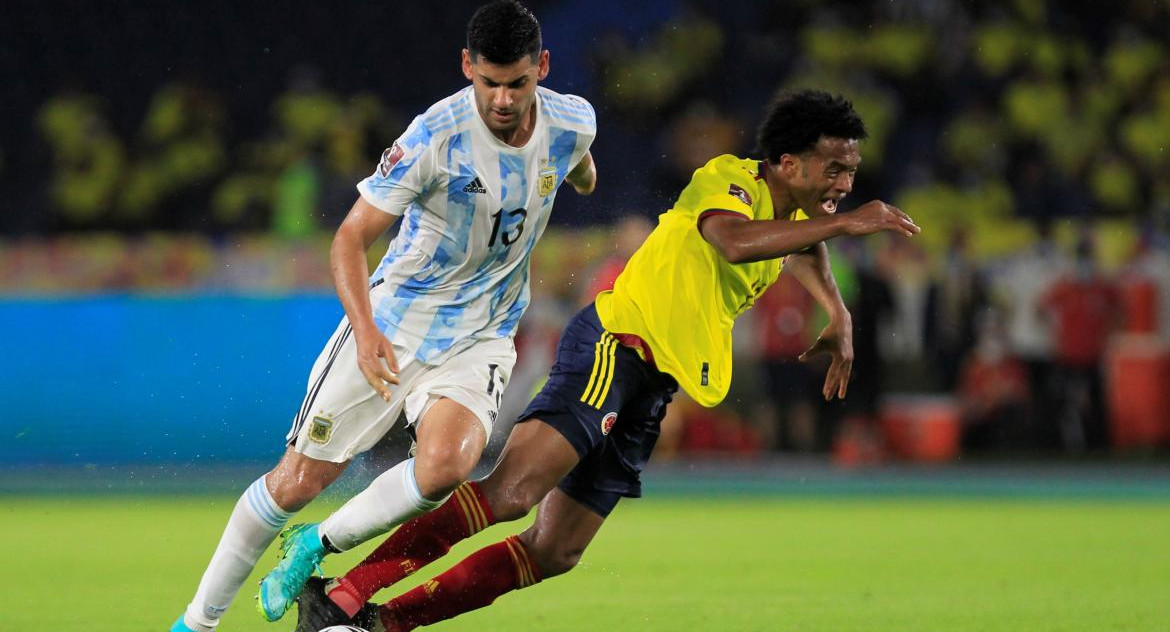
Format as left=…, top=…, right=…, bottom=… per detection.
left=351, top=601, right=382, bottom=631
left=294, top=577, right=352, bottom=632
left=294, top=576, right=383, bottom=632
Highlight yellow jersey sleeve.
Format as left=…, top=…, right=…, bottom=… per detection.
left=686, top=155, right=768, bottom=222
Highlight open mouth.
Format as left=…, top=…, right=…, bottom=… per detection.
left=820, top=198, right=838, bottom=214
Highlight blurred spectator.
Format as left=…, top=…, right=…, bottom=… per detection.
left=595, top=7, right=723, bottom=116
left=1118, top=228, right=1170, bottom=341
left=989, top=221, right=1068, bottom=442
left=751, top=270, right=819, bottom=452
left=118, top=81, right=228, bottom=229
left=272, top=153, right=322, bottom=239
left=1041, top=234, right=1121, bottom=451
left=841, top=237, right=896, bottom=418
left=37, top=92, right=126, bottom=228
left=651, top=101, right=745, bottom=200
left=957, top=310, right=1031, bottom=451
left=924, top=228, right=989, bottom=390
left=579, top=214, right=653, bottom=306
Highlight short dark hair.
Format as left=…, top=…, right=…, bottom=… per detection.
left=467, top=1, right=542, bottom=64
left=755, top=89, right=868, bottom=162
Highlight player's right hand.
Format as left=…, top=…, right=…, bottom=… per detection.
left=844, top=200, right=920, bottom=237
left=355, top=330, right=400, bottom=401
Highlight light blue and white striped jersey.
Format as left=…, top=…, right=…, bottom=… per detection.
left=357, top=86, right=596, bottom=365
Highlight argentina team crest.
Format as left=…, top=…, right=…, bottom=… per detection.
left=308, top=415, right=334, bottom=444
left=601, top=412, right=618, bottom=435
left=538, top=159, right=557, bottom=196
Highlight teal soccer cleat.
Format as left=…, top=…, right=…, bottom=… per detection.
left=257, top=523, right=327, bottom=622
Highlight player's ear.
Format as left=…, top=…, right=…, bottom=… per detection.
left=778, top=153, right=800, bottom=178
left=462, top=49, right=475, bottom=81
left=536, top=50, right=550, bottom=81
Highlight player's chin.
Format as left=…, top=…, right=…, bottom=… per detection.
left=489, top=111, right=518, bottom=129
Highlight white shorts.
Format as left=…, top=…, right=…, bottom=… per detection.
left=286, top=318, right=516, bottom=463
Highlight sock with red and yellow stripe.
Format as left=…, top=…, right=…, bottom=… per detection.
left=327, top=481, right=494, bottom=617
left=378, top=535, right=542, bottom=632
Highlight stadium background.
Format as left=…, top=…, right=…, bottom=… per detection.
left=2, top=1, right=1169, bottom=630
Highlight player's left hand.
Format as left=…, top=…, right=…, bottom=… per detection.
left=798, top=320, right=854, bottom=401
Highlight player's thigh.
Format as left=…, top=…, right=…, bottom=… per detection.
left=478, top=417, right=582, bottom=519
left=411, top=397, right=488, bottom=495
left=288, top=319, right=421, bottom=463
left=519, top=487, right=608, bottom=577
left=405, top=336, right=516, bottom=441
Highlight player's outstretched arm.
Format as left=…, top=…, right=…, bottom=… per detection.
left=785, top=243, right=854, bottom=401
left=565, top=150, right=596, bottom=195
left=699, top=199, right=919, bottom=264
left=331, top=197, right=402, bottom=400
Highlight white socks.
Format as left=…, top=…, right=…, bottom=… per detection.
left=319, top=458, right=445, bottom=552
left=183, top=476, right=293, bottom=631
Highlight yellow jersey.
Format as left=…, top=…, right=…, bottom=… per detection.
left=594, top=154, right=808, bottom=406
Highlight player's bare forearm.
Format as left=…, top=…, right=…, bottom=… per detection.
left=784, top=243, right=850, bottom=324
left=330, top=197, right=398, bottom=339
left=700, top=200, right=919, bottom=264
left=701, top=213, right=849, bottom=263
left=786, top=243, right=854, bottom=400
left=566, top=151, right=596, bottom=195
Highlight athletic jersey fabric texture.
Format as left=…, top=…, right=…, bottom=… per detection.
left=358, top=86, right=596, bottom=365
left=595, top=154, right=809, bottom=406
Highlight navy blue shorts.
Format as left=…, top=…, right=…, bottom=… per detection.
left=517, top=304, right=678, bottom=518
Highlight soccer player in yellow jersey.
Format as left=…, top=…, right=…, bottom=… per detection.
left=293, top=90, right=921, bottom=632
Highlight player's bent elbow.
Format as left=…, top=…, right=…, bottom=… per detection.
left=715, top=241, right=752, bottom=264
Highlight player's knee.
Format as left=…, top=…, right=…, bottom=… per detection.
left=265, top=454, right=342, bottom=511
left=266, top=472, right=329, bottom=511
left=532, top=542, right=585, bottom=578
left=413, top=452, right=475, bottom=499
left=480, top=479, right=545, bottom=522
left=488, top=494, right=535, bottom=522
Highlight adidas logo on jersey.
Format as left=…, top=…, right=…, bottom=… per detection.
left=463, top=177, right=487, bottom=194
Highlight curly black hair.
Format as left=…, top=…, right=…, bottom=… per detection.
left=755, top=90, right=868, bottom=162
left=466, top=1, right=542, bottom=64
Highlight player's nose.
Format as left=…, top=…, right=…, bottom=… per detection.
left=835, top=172, right=854, bottom=194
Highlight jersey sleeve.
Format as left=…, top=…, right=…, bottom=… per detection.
left=568, top=97, right=597, bottom=170
left=692, top=156, right=761, bottom=223
left=356, top=116, right=440, bottom=215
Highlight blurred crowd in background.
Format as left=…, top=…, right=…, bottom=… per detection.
left=4, top=0, right=1170, bottom=459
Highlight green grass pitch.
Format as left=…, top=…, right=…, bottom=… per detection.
left=2, top=495, right=1168, bottom=631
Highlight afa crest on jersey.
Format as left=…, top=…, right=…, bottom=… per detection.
left=601, top=412, right=618, bottom=435
left=309, top=416, right=334, bottom=443
left=539, top=160, right=557, bottom=196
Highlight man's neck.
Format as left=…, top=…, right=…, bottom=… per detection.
left=493, top=102, right=538, bottom=147
left=761, top=161, right=799, bottom=218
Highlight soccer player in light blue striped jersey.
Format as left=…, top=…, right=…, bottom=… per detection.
left=170, top=3, right=596, bottom=630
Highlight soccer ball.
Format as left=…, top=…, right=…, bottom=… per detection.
left=318, top=627, right=369, bottom=632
